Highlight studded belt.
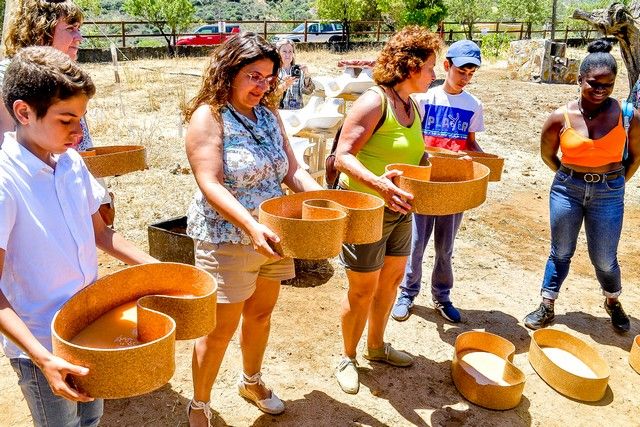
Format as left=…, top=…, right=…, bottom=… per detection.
left=559, top=165, right=624, bottom=183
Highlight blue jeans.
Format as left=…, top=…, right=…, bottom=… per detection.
left=541, top=168, right=625, bottom=300
left=10, top=358, right=103, bottom=427
left=398, top=212, right=463, bottom=303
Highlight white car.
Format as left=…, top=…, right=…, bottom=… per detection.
left=272, top=22, right=345, bottom=43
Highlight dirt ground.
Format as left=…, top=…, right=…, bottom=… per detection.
left=1, top=48, right=640, bottom=426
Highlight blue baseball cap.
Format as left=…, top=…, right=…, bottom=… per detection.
left=446, top=40, right=482, bottom=67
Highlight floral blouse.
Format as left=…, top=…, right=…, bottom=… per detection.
left=187, top=105, right=289, bottom=245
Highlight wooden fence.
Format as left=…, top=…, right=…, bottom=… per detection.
left=79, top=19, right=601, bottom=48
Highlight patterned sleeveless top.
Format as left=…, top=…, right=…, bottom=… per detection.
left=187, top=105, right=289, bottom=245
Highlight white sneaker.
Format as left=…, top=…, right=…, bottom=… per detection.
left=335, top=357, right=359, bottom=394
left=238, top=372, right=285, bottom=415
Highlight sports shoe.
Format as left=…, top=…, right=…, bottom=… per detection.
left=335, top=357, right=359, bottom=394
left=604, top=300, right=631, bottom=332
left=363, top=342, right=413, bottom=367
left=524, top=303, right=555, bottom=330
left=237, top=372, right=285, bottom=415
left=391, top=296, right=414, bottom=321
left=433, top=300, right=461, bottom=323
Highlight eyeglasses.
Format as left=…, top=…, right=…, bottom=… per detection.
left=245, top=72, right=277, bottom=86
left=584, top=80, right=615, bottom=90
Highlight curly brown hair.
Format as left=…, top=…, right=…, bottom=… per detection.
left=184, top=32, right=281, bottom=123
left=4, top=0, right=84, bottom=58
left=373, top=26, right=442, bottom=86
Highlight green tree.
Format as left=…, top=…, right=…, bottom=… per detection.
left=123, top=0, right=195, bottom=54
left=378, top=0, right=447, bottom=28
left=444, top=0, right=495, bottom=39
left=316, top=0, right=369, bottom=46
left=497, top=0, right=547, bottom=24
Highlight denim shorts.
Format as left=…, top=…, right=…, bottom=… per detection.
left=10, top=358, right=103, bottom=427
left=339, top=207, right=413, bottom=272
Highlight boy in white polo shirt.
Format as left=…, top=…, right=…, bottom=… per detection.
left=391, top=40, right=484, bottom=323
left=0, top=46, right=156, bottom=426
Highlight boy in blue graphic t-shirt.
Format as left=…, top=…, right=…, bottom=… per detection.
left=392, top=40, right=485, bottom=323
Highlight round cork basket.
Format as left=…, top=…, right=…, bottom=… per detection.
left=463, top=151, right=504, bottom=182
left=451, top=331, right=525, bottom=410
left=51, top=263, right=217, bottom=399
left=630, top=335, right=640, bottom=374
left=425, top=146, right=465, bottom=158
left=528, top=329, right=609, bottom=402
left=80, top=145, right=147, bottom=178
left=259, top=189, right=385, bottom=259
left=388, top=157, right=490, bottom=215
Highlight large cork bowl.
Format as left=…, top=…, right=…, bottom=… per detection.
left=388, top=157, right=489, bottom=215
left=529, top=329, right=609, bottom=402
left=259, top=189, right=385, bottom=259
left=51, top=263, right=217, bottom=399
left=451, top=331, right=525, bottom=410
left=425, top=146, right=465, bottom=158
left=80, top=145, right=147, bottom=178
left=630, top=335, right=640, bottom=374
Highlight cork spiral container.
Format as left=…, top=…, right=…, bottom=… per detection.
left=259, top=189, right=385, bottom=259
left=389, top=157, right=489, bottom=215
left=80, top=145, right=147, bottom=178
left=52, top=263, right=217, bottom=399
left=528, top=329, right=609, bottom=402
left=630, top=335, right=640, bottom=374
left=451, top=331, right=525, bottom=410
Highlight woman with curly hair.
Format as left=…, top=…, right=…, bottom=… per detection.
left=0, top=0, right=115, bottom=225
left=333, top=26, right=441, bottom=394
left=184, top=32, right=322, bottom=426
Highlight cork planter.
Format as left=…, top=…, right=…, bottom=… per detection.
left=389, top=157, right=489, bottom=216
left=463, top=152, right=504, bottom=182
left=51, top=263, right=217, bottom=399
left=451, top=331, right=525, bottom=410
left=529, top=329, right=609, bottom=402
left=630, top=335, right=640, bottom=374
left=259, top=189, right=385, bottom=259
left=80, top=145, right=147, bottom=178
left=425, top=146, right=465, bottom=158
left=148, top=216, right=195, bottom=265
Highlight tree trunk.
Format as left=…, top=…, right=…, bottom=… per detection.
left=573, top=1, right=640, bottom=92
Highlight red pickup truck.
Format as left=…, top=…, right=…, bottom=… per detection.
left=176, top=24, right=240, bottom=46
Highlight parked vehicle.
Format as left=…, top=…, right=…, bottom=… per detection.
left=176, top=23, right=240, bottom=46
left=272, top=22, right=345, bottom=43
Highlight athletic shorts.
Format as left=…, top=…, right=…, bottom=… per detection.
left=339, top=208, right=412, bottom=273
left=195, top=240, right=295, bottom=303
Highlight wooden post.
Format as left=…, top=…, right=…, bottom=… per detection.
left=263, top=20, right=267, bottom=39
left=449, top=29, right=453, bottom=41
left=304, top=19, right=308, bottom=42
left=121, top=21, right=126, bottom=48
left=564, top=26, right=569, bottom=43
left=495, top=22, right=500, bottom=33
left=376, top=20, right=381, bottom=42
left=520, top=22, right=524, bottom=40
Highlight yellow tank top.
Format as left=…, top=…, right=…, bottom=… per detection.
left=340, top=87, right=424, bottom=197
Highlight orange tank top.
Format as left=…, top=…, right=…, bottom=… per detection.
left=559, top=105, right=626, bottom=167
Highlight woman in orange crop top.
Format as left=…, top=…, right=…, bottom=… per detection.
left=524, top=39, right=640, bottom=333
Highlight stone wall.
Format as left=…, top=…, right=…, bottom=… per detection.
left=508, top=39, right=578, bottom=84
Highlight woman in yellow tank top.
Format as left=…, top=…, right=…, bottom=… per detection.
left=524, top=39, right=640, bottom=333
left=331, top=26, right=442, bottom=394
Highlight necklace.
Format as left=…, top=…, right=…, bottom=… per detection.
left=390, top=86, right=411, bottom=116
left=578, top=97, right=610, bottom=121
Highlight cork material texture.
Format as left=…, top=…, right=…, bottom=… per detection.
left=51, top=263, right=217, bottom=399
left=259, top=189, right=385, bottom=259
left=80, top=145, right=147, bottom=178
left=528, top=329, right=610, bottom=402
left=425, top=146, right=465, bottom=158
left=630, top=335, right=640, bottom=374
left=388, top=157, right=489, bottom=215
left=463, top=151, right=504, bottom=182
left=451, top=331, right=525, bottom=410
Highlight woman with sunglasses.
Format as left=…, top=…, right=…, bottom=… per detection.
left=0, top=0, right=115, bottom=225
left=524, top=39, right=640, bottom=332
left=184, top=32, right=322, bottom=426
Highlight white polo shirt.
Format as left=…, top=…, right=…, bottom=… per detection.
left=0, top=133, right=105, bottom=359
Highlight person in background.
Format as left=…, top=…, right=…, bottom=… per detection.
left=391, top=40, right=484, bottom=324
left=0, top=0, right=115, bottom=225
left=184, top=32, right=322, bottom=426
left=524, top=39, right=640, bottom=332
left=333, top=26, right=441, bottom=394
left=275, top=39, right=315, bottom=109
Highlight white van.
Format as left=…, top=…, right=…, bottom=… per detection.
left=272, top=22, right=345, bottom=43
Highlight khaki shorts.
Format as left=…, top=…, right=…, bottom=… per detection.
left=339, top=208, right=412, bottom=273
left=195, top=240, right=295, bottom=303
